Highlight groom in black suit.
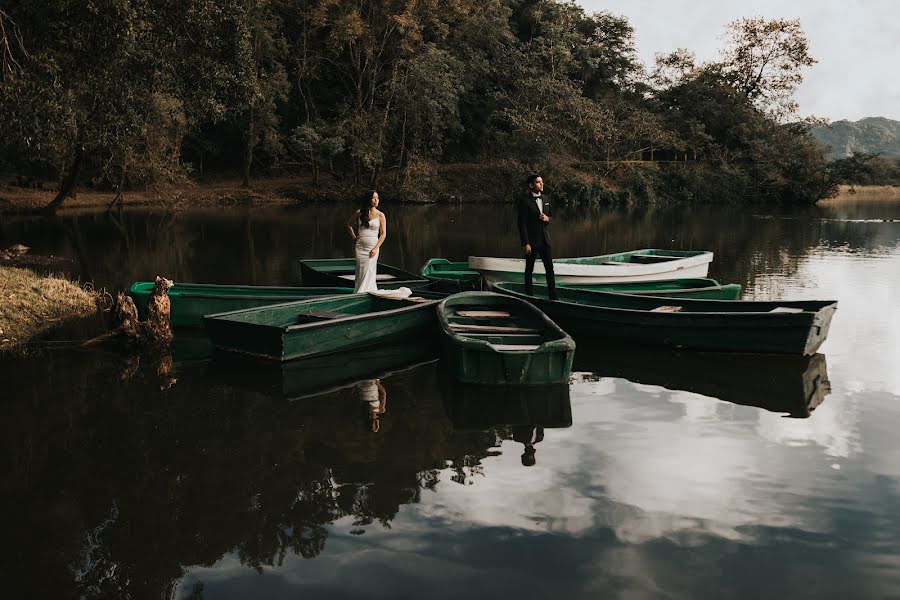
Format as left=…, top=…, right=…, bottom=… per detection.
left=518, top=173, right=557, bottom=300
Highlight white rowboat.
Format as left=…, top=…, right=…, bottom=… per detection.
left=468, top=249, right=713, bottom=287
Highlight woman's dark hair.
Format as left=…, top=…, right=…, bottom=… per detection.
left=359, top=190, right=377, bottom=228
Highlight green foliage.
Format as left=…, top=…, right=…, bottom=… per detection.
left=0, top=2, right=839, bottom=206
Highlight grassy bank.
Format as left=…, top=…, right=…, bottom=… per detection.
left=0, top=266, right=99, bottom=351
left=834, top=184, right=900, bottom=198
left=3, top=161, right=887, bottom=212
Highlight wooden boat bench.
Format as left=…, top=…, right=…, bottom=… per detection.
left=296, top=309, right=348, bottom=322
left=489, top=344, right=541, bottom=351
left=337, top=273, right=399, bottom=282
left=449, top=323, right=540, bottom=334
left=630, top=255, right=681, bottom=264
left=455, top=310, right=512, bottom=318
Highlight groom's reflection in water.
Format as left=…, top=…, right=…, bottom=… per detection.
left=512, top=426, right=544, bottom=466
left=357, top=378, right=388, bottom=432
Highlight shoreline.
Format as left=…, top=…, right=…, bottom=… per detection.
left=0, top=265, right=101, bottom=353
left=2, top=172, right=897, bottom=214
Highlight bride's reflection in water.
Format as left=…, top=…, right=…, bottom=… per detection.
left=358, top=378, right=387, bottom=432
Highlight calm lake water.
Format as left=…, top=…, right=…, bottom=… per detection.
left=2, top=196, right=899, bottom=599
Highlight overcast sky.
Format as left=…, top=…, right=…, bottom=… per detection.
left=577, top=0, right=900, bottom=122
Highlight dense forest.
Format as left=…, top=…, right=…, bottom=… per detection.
left=0, top=1, right=872, bottom=209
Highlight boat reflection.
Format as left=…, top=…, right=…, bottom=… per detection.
left=573, top=341, right=830, bottom=418
left=443, top=382, right=572, bottom=467
left=208, top=338, right=439, bottom=400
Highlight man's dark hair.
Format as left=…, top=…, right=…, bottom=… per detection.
left=527, top=173, right=541, bottom=186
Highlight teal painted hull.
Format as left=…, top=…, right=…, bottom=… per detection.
left=437, top=291, right=575, bottom=385
left=204, top=293, right=440, bottom=361
left=420, top=258, right=483, bottom=292
left=561, top=278, right=742, bottom=300
left=495, top=282, right=837, bottom=355
left=128, top=282, right=351, bottom=327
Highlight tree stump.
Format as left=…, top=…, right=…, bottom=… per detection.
left=84, top=276, right=173, bottom=347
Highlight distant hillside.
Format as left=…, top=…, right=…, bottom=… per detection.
left=811, top=117, right=900, bottom=159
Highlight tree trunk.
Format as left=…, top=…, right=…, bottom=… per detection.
left=44, top=146, right=84, bottom=212
left=242, top=117, right=255, bottom=188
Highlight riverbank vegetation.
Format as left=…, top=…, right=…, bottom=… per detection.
left=0, top=2, right=871, bottom=209
left=0, top=266, right=98, bottom=350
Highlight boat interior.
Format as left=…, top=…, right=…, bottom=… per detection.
left=445, top=303, right=549, bottom=350
left=502, top=283, right=835, bottom=314
left=208, top=295, right=432, bottom=328
left=555, top=249, right=706, bottom=266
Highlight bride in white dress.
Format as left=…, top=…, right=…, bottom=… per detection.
left=346, top=191, right=387, bottom=293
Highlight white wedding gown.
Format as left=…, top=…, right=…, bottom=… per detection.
left=354, top=216, right=380, bottom=293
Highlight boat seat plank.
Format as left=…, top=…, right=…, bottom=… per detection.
left=490, top=344, right=541, bottom=351
left=770, top=307, right=804, bottom=313
left=461, top=333, right=543, bottom=339
left=455, top=310, right=511, bottom=318
left=651, top=305, right=683, bottom=312
left=449, top=323, right=539, bottom=334
left=296, top=309, right=347, bottom=322
left=630, top=255, right=680, bottom=263
left=337, top=273, right=399, bottom=282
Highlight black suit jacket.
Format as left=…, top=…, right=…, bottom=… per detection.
left=517, top=193, right=552, bottom=249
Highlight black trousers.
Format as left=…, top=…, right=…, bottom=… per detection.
left=524, top=244, right=557, bottom=299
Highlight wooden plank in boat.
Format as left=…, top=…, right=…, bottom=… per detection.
left=296, top=310, right=347, bottom=323
left=769, top=307, right=804, bottom=313
left=651, top=305, right=683, bottom=312
left=455, top=310, right=511, bottom=318
left=449, top=323, right=539, bottom=334
left=336, top=273, right=398, bottom=281
left=490, top=344, right=540, bottom=351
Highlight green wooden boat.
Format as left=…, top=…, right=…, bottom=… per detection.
left=437, top=291, right=575, bottom=385
left=203, top=292, right=441, bottom=361
left=420, top=258, right=483, bottom=292
left=299, top=258, right=429, bottom=289
left=444, top=382, right=572, bottom=430
left=129, top=282, right=352, bottom=327
left=561, top=278, right=742, bottom=300
left=494, top=282, right=837, bottom=355
left=573, top=340, right=830, bottom=418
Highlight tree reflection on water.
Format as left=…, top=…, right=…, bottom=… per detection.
left=0, top=348, right=573, bottom=599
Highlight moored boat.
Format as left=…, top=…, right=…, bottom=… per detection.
left=203, top=292, right=440, bottom=361
left=561, top=278, right=741, bottom=300
left=436, top=291, right=575, bottom=385
left=299, top=258, right=429, bottom=289
left=129, top=281, right=352, bottom=327
left=469, top=249, right=713, bottom=287
left=494, top=282, right=837, bottom=355
left=420, top=258, right=483, bottom=292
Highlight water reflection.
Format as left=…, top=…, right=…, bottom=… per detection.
left=4, top=198, right=898, bottom=295
left=2, top=196, right=900, bottom=598
left=574, top=341, right=831, bottom=418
